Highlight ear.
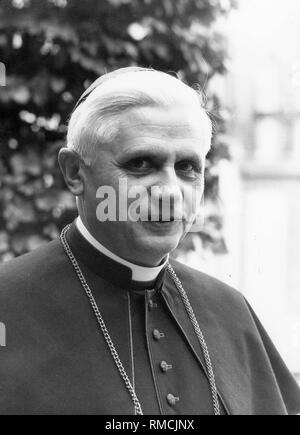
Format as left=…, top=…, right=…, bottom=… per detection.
left=58, top=148, right=85, bottom=196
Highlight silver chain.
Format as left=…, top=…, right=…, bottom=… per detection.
left=166, top=263, right=221, bottom=415
left=60, top=224, right=220, bottom=416
left=60, top=224, right=143, bottom=415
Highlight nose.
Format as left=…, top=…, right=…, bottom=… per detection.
left=150, top=167, right=182, bottom=221
left=159, top=164, right=182, bottom=188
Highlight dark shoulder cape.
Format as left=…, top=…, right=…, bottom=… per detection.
left=0, top=226, right=299, bottom=415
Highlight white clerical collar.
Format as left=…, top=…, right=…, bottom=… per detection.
left=76, top=217, right=169, bottom=282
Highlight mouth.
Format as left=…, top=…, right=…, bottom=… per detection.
left=148, top=220, right=178, bottom=225
left=147, top=212, right=181, bottom=222
left=143, top=219, right=182, bottom=233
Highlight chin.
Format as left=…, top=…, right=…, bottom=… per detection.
left=136, top=233, right=181, bottom=262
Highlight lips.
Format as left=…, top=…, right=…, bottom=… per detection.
left=143, top=219, right=181, bottom=234
left=147, top=213, right=176, bottom=222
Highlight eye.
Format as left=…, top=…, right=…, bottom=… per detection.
left=175, top=160, right=201, bottom=177
left=126, top=157, right=153, bottom=171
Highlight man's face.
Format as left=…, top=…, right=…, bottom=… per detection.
left=80, top=104, right=211, bottom=266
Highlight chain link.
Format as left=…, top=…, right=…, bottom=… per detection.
left=166, top=263, right=221, bottom=415
left=60, top=225, right=143, bottom=415
left=60, top=224, right=220, bottom=415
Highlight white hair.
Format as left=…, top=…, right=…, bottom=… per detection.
left=66, top=69, right=210, bottom=164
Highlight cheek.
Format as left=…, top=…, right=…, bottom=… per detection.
left=86, top=169, right=117, bottom=197
left=83, top=174, right=108, bottom=221
left=181, top=183, right=204, bottom=216
left=85, top=179, right=99, bottom=205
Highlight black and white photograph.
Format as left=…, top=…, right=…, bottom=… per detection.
left=0, top=0, right=300, bottom=418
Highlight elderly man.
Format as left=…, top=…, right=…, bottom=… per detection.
left=0, top=67, right=300, bottom=416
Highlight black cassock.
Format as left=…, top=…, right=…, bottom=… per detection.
left=0, top=221, right=300, bottom=415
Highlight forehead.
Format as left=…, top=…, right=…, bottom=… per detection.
left=114, top=104, right=212, bottom=156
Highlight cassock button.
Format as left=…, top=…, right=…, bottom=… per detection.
left=153, top=329, right=165, bottom=340
left=148, top=299, right=158, bottom=310
left=167, top=394, right=180, bottom=406
left=160, top=361, right=173, bottom=372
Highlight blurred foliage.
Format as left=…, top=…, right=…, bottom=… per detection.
left=0, top=0, right=235, bottom=262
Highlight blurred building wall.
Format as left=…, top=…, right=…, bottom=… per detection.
left=179, top=0, right=300, bottom=375
left=227, top=0, right=300, bottom=374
